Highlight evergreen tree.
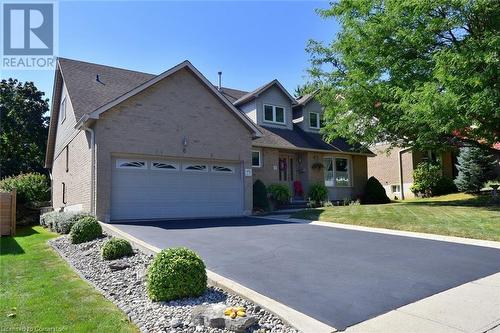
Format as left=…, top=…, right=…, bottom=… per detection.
left=454, top=147, right=496, bottom=193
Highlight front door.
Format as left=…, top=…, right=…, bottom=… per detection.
left=278, top=153, right=296, bottom=189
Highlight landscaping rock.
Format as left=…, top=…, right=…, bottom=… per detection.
left=191, top=304, right=226, bottom=328
left=108, top=260, right=130, bottom=271
left=49, top=234, right=299, bottom=333
left=225, top=315, right=258, bottom=333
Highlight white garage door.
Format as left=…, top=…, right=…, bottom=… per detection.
left=110, top=158, right=244, bottom=221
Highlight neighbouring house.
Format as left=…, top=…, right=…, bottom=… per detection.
left=368, top=142, right=500, bottom=200
left=367, top=144, right=457, bottom=199
left=45, top=58, right=373, bottom=222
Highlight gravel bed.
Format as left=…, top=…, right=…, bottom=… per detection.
left=49, top=235, right=300, bottom=333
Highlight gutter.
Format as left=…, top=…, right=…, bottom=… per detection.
left=398, top=147, right=412, bottom=200
left=81, top=124, right=96, bottom=216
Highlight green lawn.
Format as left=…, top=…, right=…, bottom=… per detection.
left=0, top=226, right=138, bottom=333
left=292, top=193, right=500, bottom=241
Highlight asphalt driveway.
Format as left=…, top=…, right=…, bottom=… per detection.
left=112, top=217, right=500, bottom=330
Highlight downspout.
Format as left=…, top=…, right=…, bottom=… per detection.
left=83, top=127, right=96, bottom=216
left=398, top=147, right=412, bottom=200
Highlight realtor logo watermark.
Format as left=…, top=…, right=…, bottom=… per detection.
left=1, top=1, right=58, bottom=69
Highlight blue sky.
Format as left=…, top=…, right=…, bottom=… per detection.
left=2, top=1, right=339, bottom=105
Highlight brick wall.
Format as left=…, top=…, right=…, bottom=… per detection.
left=93, top=68, right=253, bottom=221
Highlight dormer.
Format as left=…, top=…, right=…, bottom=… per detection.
left=292, top=92, right=324, bottom=133
left=234, top=80, right=296, bottom=130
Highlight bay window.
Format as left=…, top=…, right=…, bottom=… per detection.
left=323, top=156, right=351, bottom=187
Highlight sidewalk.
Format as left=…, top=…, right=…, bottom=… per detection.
left=345, top=272, right=500, bottom=333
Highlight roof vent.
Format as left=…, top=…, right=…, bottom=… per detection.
left=217, top=71, right=222, bottom=90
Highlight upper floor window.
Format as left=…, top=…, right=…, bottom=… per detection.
left=263, top=104, right=285, bottom=124
left=309, top=112, right=320, bottom=129
left=60, top=97, right=67, bottom=124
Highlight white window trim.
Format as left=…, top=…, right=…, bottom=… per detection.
left=251, top=150, right=262, bottom=168
left=323, top=155, right=353, bottom=188
left=309, top=112, right=320, bottom=129
left=211, top=165, right=235, bottom=174
left=391, top=184, right=401, bottom=193
left=116, top=159, right=147, bottom=169
left=182, top=164, right=209, bottom=172
left=151, top=161, right=179, bottom=171
left=263, top=104, right=286, bottom=125
left=60, top=97, right=67, bottom=124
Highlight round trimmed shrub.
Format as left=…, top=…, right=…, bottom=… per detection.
left=70, top=216, right=102, bottom=244
left=101, top=238, right=133, bottom=260
left=361, top=176, right=391, bottom=204
left=147, top=247, right=207, bottom=301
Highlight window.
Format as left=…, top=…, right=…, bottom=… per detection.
left=324, top=158, right=334, bottom=187
left=324, top=157, right=351, bottom=187
left=263, top=104, right=285, bottom=124
left=62, top=182, right=66, bottom=204
left=116, top=160, right=147, bottom=169
left=183, top=164, right=208, bottom=172
left=309, top=112, right=320, bottom=129
left=252, top=151, right=261, bottom=167
left=391, top=185, right=401, bottom=193
left=65, top=146, right=69, bottom=172
left=151, top=161, right=179, bottom=171
left=335, top=158, right=350, bottom=187
left=212, top=165, right=235, bottom=173
left=60, top=97, right=66, bottom=124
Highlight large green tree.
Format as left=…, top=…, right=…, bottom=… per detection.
left=0, top=79, right=49, bottom=177
left=307, top=0, right=499, bottom=150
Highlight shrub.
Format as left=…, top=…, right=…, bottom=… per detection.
left=410, top=162, right=442, bottom=197
left=102, top=238, right=134, bottom=260
left=455, top=147, right=497, bottom=193
left=432, top=177, right=458, bottom=196
left=40, top=211, right=92, bottom=234
left=308, top=183, right=328, bottom=206
left=361, top=176, right=391, bottom=204
left=0, top=173, right=50, bottom=205
left=253, top=180, right=269, bottom=211
left=0, top=173, right=50, bottom=225
left=267, top=184, right=291, bottom=204
left=147, top=247, right=207, bottom=301
left=70, top=216, right=102, bottom=244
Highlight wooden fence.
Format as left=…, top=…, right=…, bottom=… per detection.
left=0, top=189, right=16, bottom=236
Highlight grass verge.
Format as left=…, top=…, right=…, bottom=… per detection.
left=292, top=193, right=500, bottom=241
left=0, top=226, right=139, bottom=333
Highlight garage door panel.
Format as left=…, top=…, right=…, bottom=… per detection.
left=110, top=158, right=243, bottom=220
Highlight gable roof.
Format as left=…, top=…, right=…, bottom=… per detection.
left=45, top=58, right=263, bottom=168
left=253, top=124, right=374, bottom=155
left=233, top=79, right=296, bottom=106
left=81, top=60, right=262, bottom=137
left=294, top=90, right=319, bottom=108
left=217, top=87, right=248, bottom=104
left=58, top=58, right=156, bottom=120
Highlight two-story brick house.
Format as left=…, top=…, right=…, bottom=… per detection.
left=45, top=58, right=373, bottom=222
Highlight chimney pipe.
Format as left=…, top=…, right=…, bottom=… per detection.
left=217, top=71, right=222, bottom=90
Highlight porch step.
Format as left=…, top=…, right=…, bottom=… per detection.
left=278, top=200, right=309, bottom=210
